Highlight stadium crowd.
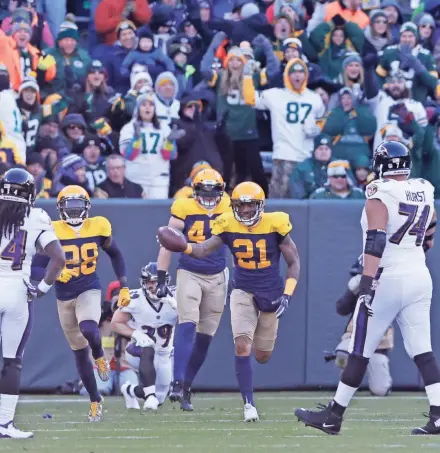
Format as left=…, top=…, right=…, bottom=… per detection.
left=0, top=0, right=439, bottom=200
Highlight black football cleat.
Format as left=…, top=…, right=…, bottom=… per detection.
left=180, top=389, right=194, bottom=412
left=169, top=380, right=183, bottom=403
left=412, top=413, right=440, bottom=435
left=294, top=403, right=342, bottom=435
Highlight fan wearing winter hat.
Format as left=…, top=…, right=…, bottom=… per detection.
left=51, top=153, right=92, bottom=196
left=26, top=151, right=52, bottom=198
left=199, top=31, right=269, bottom=195
left=44, top=15, right=92, bottom=96
left=121, top=26, right=175, bottom=81
left=17, top=75, right=42, bottom=150
left=363, top=9, right=392, bottom=58
left=338, top=53, right=364, bottom=102
left=7, top=20, right=56, bottom=91
left=417, top=13, right=435, bottom=52
left=169, top=43, right=196, bottom=95
left=376, top=21, right=438, bottom=102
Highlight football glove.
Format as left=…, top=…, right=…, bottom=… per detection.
left=156, top=282, right=171, bottom=298
left=271, top=294, right=290, bottom=319
left=132, top=329, right=155, bottom=348
left=357, top=275, right=375, bottom=317
left=117, top=287, right=131, bottom=307
left=57, top=268, right=75, bottom=283
left=23, top=280, right=43, bottom=300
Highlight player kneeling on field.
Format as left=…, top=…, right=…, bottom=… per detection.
left=333, top=255, right=393, bottom=397
left=111, top=263, right=177, bottom=411
left=158, top=182, right=300, bottom=422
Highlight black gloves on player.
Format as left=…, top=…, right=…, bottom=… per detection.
left=357, top=275, right=375, bottom=317
left=272, top=294, right=291, bottom=319
left=156, top=270, right=171, bottom=298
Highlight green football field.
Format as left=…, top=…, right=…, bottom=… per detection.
left=4, top=392, right=440, bottom=453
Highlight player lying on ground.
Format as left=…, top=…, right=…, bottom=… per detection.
left=158, top=181, right=300, bottom=422
left=0, top=169, right=65, bottom=439
left=157, top=169, right=230, bottom=411
left=295, top=140, right=440, bottom=435
left=333, top=255, right=393, bottom=397
left=111, top=262, right=177, bottom=411
left=31, top=185, right=131, bottom=423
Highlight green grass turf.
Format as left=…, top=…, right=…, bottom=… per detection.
left=3, top=392, right=440, bottom=453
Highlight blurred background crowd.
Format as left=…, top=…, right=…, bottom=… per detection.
left=0, top=0, right=439, bottom=200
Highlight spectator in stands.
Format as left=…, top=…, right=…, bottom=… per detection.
left=35, top=0, right=66, bottom=41
left=381, top=0, right=403, bottom=43
left=121, top=26, right=175, bottom=82
left=46, top=17, right=91, bottom=96
left=26, top=151, right=51, bottom=198
left=154, top=71, right=180, bottom=125
left=309, top=77, right=343, bottom=115
left=7, top=20, right=56, bottom=91
left=67, top=60, right=114, bottom=124
left=91, top=117, right=120, bottom=155
left=272, top=7, right=317, bottom=62
left=61, top=113, right=87, bottom=153
left=148, top=4, right=175, bottom=54
left=17, top=75, right=41, bottom=151
left=103, top=20, right=137, bottom=94
left=353, top=154, right=373, bottom=190
left=310, top=16, right=365, bottom=81
left=290, top=133, right=336, bottom=199
left=322, top=87, right=376, bottom=168
left=362, top=10, right=393, bottom=64
left=37, top=115, right=70, bottom=158
left=2, top=0, right=53, bottom=48
left=119, top=92, right=181, bottom=198
left=51, top=153, right=92, bottom=196
left=169, top=44, right=196, bottom=95
left=417, top=13, right=435, bottom=52
left=310, top=161, right=365, bottom=199
left=79, top=134, right=108, bottom=193
left=170, top=90, right=224, bottom=195
left=376, top=21, right=438, bottom=102
left=34, top=135, right=59, bottom=178
left=336, top=53, right=365, bottom=105
left=95, top=0, right=152, bottom=46
left=200, top=32, right=268, bottom=195
left=324, top=0, right=370, bottom=29
left=95, top=154, right=146, bottom=198
left=244, top=58, right=325, bottom=198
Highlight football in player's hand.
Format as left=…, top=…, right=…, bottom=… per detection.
left=157, top=226, right=187, bottom=252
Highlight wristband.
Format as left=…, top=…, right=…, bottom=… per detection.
left=184, top=244, right=193, bottom=255
left=284, top=278, right=297, bottom=296
left=38, top=280, right=52, bottom=294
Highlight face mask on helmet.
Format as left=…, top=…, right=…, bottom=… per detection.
left=231, top=200, right=264, bottom=226
left=58, top=197, right=91, bottom=226
left=194, top=183, right=223, bottom=210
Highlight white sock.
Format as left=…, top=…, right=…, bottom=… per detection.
left=143, top=385, right=156, bottom=398
left=334, top=382, right=357, bottom=408
left=426, top=383, right=440, bottom=406
left=0, top=394, right=19, bottom=425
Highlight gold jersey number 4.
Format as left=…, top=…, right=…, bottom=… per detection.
left=187, top=220, right=215, bottom=243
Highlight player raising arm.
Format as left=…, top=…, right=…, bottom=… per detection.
left=31, top=185, right=130, bottom=423
left=112, top=263, right=177, bottom=412
left=156, top=169, right=230, bottom=411
left=295, top=141, right=440, bottom=436
left=158, top=182, right=300, bottom=421
left=0, top=169, right=65, bottom=439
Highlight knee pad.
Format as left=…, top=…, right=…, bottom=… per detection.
left=414, top=352, right=440, bottom=386
left=341, top=353, right=369, bottom=388
left=235, top=335, right=252, bottom=356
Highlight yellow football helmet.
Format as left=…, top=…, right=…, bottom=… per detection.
left=231, top=182, right=265, bottom=226
left=192, top=169, right=225, bottom=210
left=57, top=185, right=91, bottom=226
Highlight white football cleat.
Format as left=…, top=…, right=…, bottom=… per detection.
left=143, top=394, right=159, bottom=412
left=0, top=421, right=34, bottom=439
left=244, top=403, right=259, bottom=422
left=121, top=382, right=140, bottom=410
